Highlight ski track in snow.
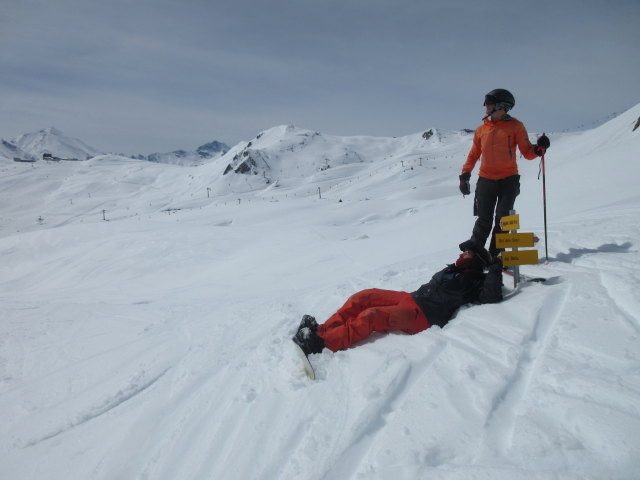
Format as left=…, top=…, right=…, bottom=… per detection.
left=20, top=368, right=170, bottom=448
left=482, top=282, right=571, bottom=457
left=595, top=262, right=640, bottom=335
left=320, top=342, right=448, bottom=479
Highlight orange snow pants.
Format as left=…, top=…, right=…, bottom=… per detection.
left=317, top=289, right=430, bottom=352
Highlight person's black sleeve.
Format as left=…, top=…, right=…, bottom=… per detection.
left=478, top=262, right=503, bottom=304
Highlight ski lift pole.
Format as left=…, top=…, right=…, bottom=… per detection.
left=539, top=145, right=549, bottom=263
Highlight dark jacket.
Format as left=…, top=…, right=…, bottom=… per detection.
left=411, top=262, right=503, bottom=328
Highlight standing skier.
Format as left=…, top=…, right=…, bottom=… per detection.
left=292, top=245, right=502, bottom=355
left=458, top=89, right=550, bottom=256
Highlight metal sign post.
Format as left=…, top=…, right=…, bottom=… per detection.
left=510, top=209, right=519, bottom=287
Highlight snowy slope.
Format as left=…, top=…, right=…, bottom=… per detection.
left=1, top=104, right=639, bottom=480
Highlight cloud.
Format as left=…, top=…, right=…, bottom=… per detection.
left=1, top=0, right=639, bottom=152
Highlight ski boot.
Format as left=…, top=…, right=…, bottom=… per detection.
left=297, top=314, right=318, bottom=333
left=292, top=327, right=325, bottom=355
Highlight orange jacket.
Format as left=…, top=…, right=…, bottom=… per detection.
left=462, top=116, right=538, bottom=180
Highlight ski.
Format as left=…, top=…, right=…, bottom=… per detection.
left=502, top=268, right=547, bottom=283
left=292, top=340, right=316, bottom=380
left=502, top=282, right=522, bottom=300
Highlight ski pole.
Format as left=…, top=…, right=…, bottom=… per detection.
left=538, top=139, right=549, bottom=263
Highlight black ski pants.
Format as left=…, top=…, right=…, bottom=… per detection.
left=471, top=175, right=520, bottom=255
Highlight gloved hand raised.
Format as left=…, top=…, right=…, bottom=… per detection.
left=534, top=134, right=550, bottom=156
left=459, top=172, right=471, bottom=195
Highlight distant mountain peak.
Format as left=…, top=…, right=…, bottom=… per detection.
left=144, top=140, right=229, bottom=166
left=43, top=126, right=64, bottom=136
left=13, top=127, right=101, bottom=160
left=196, top=140, right=229, bottom=158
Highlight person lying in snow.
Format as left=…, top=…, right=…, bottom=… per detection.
left=293, top=244, right=502, bottom=355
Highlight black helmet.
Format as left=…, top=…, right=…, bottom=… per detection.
left=484, top=89, right=515, bottom=112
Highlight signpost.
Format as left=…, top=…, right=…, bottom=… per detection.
left=496, top=211, right=538, bottom=287
left=501, top=250, right=539, bottom=267
left=499, top=214, right=520, bottom=231
left=495, top=232, right=535, bottom=249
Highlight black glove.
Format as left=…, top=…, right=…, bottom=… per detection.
left=459, top=172, right=471, bottom=195
left=534, top=134, right=550, bottom=156
left=475, top=248, right=493, bottom=267
left=458, top=240, right=492, bottom=267
left=459, top=239, right=477, bottom=252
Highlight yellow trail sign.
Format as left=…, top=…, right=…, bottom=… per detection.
left=495, top=232, right=535, bottom=248
left=500, top=214, right=520, bottom=230
left=502, top=250, right=539, bottom=267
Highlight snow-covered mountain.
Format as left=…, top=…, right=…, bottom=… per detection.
left=144, top=140, right=229, bottom=166
left=203, top=124, right=470, bottom=200
left=196, top=140, right=229, bottom=158
left=1, top=103, right=639, bottom=480
left=12, top=127, right=102, bottom=160
left=0, top=138, right=33, bottom=161
left=219, top=125, right=454, bottom=178
left=1, top=127, right=230, bottom=166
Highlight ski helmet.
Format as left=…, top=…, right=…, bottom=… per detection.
left=484, top=89, right=515, bottom=112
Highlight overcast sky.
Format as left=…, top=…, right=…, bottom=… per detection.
left=1, top=0, right=639, bottom=154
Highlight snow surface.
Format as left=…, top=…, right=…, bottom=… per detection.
left=1, top=105, right=640, bottom=479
